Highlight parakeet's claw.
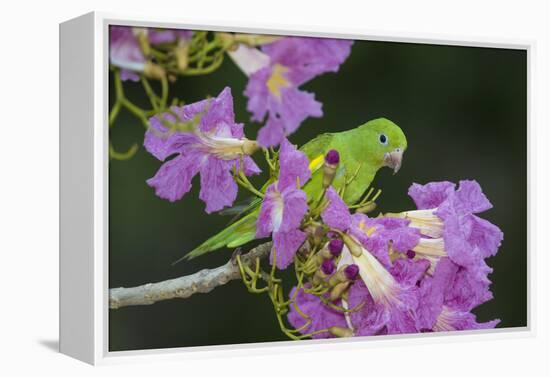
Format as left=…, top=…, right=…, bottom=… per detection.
left=345, top=163, right=363, bottom=186
left=355, top=201, right=377, bottom=214
left=231, top=247, right=243, bottom=265
left=349, top=188, right=382, bottom=211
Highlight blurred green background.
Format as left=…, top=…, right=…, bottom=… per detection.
left=109, top=35, right=527, bottom=351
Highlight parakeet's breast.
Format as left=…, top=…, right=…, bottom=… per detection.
left=300, top=125, right=386, bottom=205
left=340, top=164, right=375, bottom=204
left=303, top=152, right=375, bottom=205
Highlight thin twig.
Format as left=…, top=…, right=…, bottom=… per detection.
left=109, top=242, right=272, bottom=309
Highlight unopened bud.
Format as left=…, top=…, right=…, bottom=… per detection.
left=328, top=267, right=347, bottom=286
left=218, top=32, right=237, bottom=50
left=175, top=43, right=190, bottom=72
left=329, top=281, right=351, bottom=301
left=313, top=259, right=335, bottom=285
left=342, top=233, right=363, bottom=257
left=322, top=149, right=340, bottom=188
left=329, top=326, right=354, bottom=338
left=144, top=62, right=166, bottom=80
left=355, top=201, right=377, bottom=214
left=134, top=28, right=151, bottom=56
left=328, top=239, right=344, bottom=257
left=233, top=34, right=281, bottom=46
left=344, top=264, right=360, bottom=280
left=321, top=259, right=335, bottom=275
left=253, top=35, right=281, bottom=45
left=328, top=263, right=359, bottom=287
left=317, top=239, right=342, bottom=262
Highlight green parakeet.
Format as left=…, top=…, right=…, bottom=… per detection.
left=183, top=117, right=407, bottom=260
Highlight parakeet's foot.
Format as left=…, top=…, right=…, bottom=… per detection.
left=349, top=187, right=382, bottom=213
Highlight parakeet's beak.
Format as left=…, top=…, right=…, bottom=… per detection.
left=383, top=148, right=404, bottom=174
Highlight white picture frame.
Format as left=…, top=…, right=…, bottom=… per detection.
left=59, top=11, right=534, bottom=365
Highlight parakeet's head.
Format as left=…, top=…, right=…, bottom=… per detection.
left=359, top=118, right=407, bottom=174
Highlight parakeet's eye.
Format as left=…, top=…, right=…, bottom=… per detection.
left=379, top=134, right=388, bottom=145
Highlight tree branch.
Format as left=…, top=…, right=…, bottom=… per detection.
left=109, top=242, right=272, bottom=309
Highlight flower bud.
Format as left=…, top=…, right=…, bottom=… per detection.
left=325, top=149, right=340, bottom=165
left=144, top=61, right=166, bottom=80
left=313, top=259, right=335, bottom=285
left=328, top=326, right=354, bottom=338
left=344, top=264, right=360, bottom=280
left=328, top=263, right=359, bottom=286
left=328, top=239, right=344, bottom=257
left=328, top=267, right=346, bottom=286
left=233, top=34, right=281, bottom=46
left=322, top=149, right=340, bottom=188
left=175, top=43, right=190, bottom=72
left=134, top=28, right=151, bottom=56
left=329, top=281, right=351, bottom=301
left=317, top=238, right=344, bottom=263
left=321, top=259, right=336, bottom=275
left=342, top=233, right=363, bottom=257
left=218, top=32, right=236, bottom=49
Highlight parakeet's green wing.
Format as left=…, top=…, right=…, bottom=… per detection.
left=182, top=133, right=335, bottom=262
left=300, top=132, right=334, bottom=161
left=218, top=196, right=262, bottom=225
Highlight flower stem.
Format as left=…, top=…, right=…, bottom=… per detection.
left=160, top=74, right=169, bottom=109
left=141, top=77, right=160, bottom=111
left=263, top=148, right=277, bottom=174
left=109, top=142, right=139, bottom=160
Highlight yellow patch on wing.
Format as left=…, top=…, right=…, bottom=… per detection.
left=308, top=154, right=325, bottom=172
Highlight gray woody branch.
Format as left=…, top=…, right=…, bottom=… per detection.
left=109, top=242, right=272, bottom=309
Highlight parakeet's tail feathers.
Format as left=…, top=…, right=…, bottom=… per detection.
left=177, top=210, right=259, bottom=263
left=218, top=197, right=258, bottom=216
left=218, top=196, right=263, bottom=226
